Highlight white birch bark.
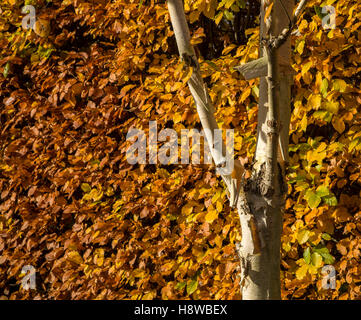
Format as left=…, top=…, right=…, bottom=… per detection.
left=167, top=0, right=305, bottom=300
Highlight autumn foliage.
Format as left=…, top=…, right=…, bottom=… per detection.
left=0, top=0, right=361, bottom=300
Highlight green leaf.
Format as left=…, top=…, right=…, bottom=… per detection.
left=37, top=46, right=55, bottom=59
left=313, top=245, right=335, bottom=264
left=3, top=62, right=10, bottom=78
left=175, top=281, right=186, bottom=290
left=316, top=186, right=330, bottom=198
left=323, top=194, right=338, bottom=206
left=313, top=110, right=332, bottom=122
left=305, top=190, right=321, bottom=209
left=236, top=0, right=246, bottom=9
left=311, top=252, right=323, bottom=267
left=314, top=6, right=328, bottom=19
left=321, top=233, right=331, bottom=241
left=25, top=0, right=38, bottom=6
left=204, top=60, right=221, bottom=71
left=320, top=78, right=328, bottom=97
left=322, top=253, right=335, bottom=265
left=349, top=138, right=361, bottom=152
left=186, top=279, right=198, bottom=295
left=303, top=247, right=311, bottom=264
left=252, top=86, right=259, bottom=98
left=314, top=6, right=323, bottom=19
left=223, top=10, right=234, bottom=20
left=81, top=183, right=91, bottom=193
left=288, top=144, right=300, bottom=152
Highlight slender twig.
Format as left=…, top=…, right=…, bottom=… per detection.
left=278, top=0, right=291, bottom=24
left=270, top=0, right=307, bottom=49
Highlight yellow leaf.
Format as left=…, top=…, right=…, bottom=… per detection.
left=282, top=242, right=291, bottom=252
left=297, top=229, right=310, bottom=244
left=95, top=250, right=104, bottom=267
left=216, top=201, right=223, bottom=213
left=307, top=264, right=319, bottom=275
left=302, top=71, right=313, bottom=85
left=332, top=79, right=347, bottom=93
left=296, top=39, right=305, bottom=55
left=161, top=262, right=176, bottom=273
left=67, top=251, right=83, bottom=265
left=308, top=94, right=322, bottom=110
left=315, top=72, right=323, bottom=93
left=211, top=189, right=222, bottom=203
left=240, top=87, right=251, bottom=103
left=89, top=188, right=103, bottom=202
left=300, top=113, right=307, bottom=131
left=301, top=61, right=312, bottom=75
left=142, top=292, right=156, bottom=300
left=171, top=82, right=183, bottom=92
left=214, top=12, right=223, bottom=25
left=332, top=117, right=345, bottom=134
left=182, top=66, right=194, bottom=84
left=225, top=0, right=236, bottom=9
left=160, top=93, right=172, bottom=101
left=214, top=235, right=223, bottom=247
left=222, top=44, right=236, bottom=55
left=92, top=230, right=100, bottom=239
left=323, top=101, right=339, bottom=114
left=173, top=113, right=182, bottom=123
left=189, top=10, right=200, bottom=24
left=182, top=204, right=193, bottom=215
left=205, top=209, right=218, bottom=223
left=199, top=187, right=211, bottom=195
left=296, top=264, right=308, bottom=280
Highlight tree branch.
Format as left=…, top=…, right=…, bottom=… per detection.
left=167, top=0, right=242, bottom=205
left=270, top=0, right=307, bottom=49
left=234, top=56, right=296, bottom=80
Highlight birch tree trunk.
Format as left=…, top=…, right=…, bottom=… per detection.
left=238, top=0, right=294, bottom=300
left=167, top=0, right=304, bottom=300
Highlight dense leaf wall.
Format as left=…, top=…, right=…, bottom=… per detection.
left=0, top=0, right=360, bottom=299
